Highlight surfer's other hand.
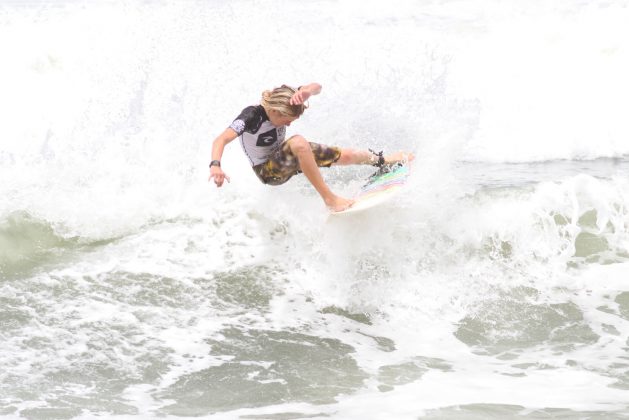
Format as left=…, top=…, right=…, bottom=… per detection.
left=209, top=167, right=230, bottom=187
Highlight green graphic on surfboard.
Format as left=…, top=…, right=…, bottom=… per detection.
left=332, top=163, right=411, bottom=215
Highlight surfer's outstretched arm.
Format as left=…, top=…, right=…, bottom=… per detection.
left=209, top=128, right=238, bottom=187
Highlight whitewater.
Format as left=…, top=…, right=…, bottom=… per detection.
left=1, top=0, right=629, bottom=419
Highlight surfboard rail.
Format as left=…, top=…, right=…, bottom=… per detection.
left=330, top=163, right=410, bottom=215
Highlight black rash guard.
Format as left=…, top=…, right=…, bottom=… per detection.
left=229, top=105, right=286, bottom=166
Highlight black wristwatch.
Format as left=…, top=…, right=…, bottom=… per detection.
left=209, top=160, right=221, bottom=168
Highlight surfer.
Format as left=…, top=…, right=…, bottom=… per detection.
left=209, top=83, right=412, bottom=212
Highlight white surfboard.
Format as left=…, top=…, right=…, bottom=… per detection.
left=331, top=163, right=410, bottom=215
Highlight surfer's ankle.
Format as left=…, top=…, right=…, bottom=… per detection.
left=368, top=149, right=385, bottom=167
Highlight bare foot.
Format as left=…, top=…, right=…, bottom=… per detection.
left=325, top=195, right=354, bottom=212
left=384, top=151, right=415, bottom=164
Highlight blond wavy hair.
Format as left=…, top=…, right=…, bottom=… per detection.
left=260, top=85, right=307, bottom=118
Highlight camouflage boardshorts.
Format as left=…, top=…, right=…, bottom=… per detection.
left=252, top=140, right=342, bottom=186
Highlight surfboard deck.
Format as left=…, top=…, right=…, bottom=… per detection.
left=330, top=163, right=410, bottom=215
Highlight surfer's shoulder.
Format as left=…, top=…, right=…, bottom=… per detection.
left=230, top=105, right=268, bottom=135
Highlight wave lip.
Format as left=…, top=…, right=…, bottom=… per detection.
left=0, top=211, right=118, bottom=279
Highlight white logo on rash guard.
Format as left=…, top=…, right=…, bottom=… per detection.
left=256, top=128, right=278, bottom=147
left=260, top=135, right=275, bottom=144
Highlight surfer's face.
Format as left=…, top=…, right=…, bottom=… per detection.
left=269, top=110, right=299, bottom=127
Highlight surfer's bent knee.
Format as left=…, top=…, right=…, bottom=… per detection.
left=287, top=135, right=310, bottom=155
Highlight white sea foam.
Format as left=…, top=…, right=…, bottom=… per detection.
left=2, top=0, right=628, bottom=237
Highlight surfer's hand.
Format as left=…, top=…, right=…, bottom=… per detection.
left=209, top=167, right=230, bottom=187
left=290, top=89, right=310, bottom=105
